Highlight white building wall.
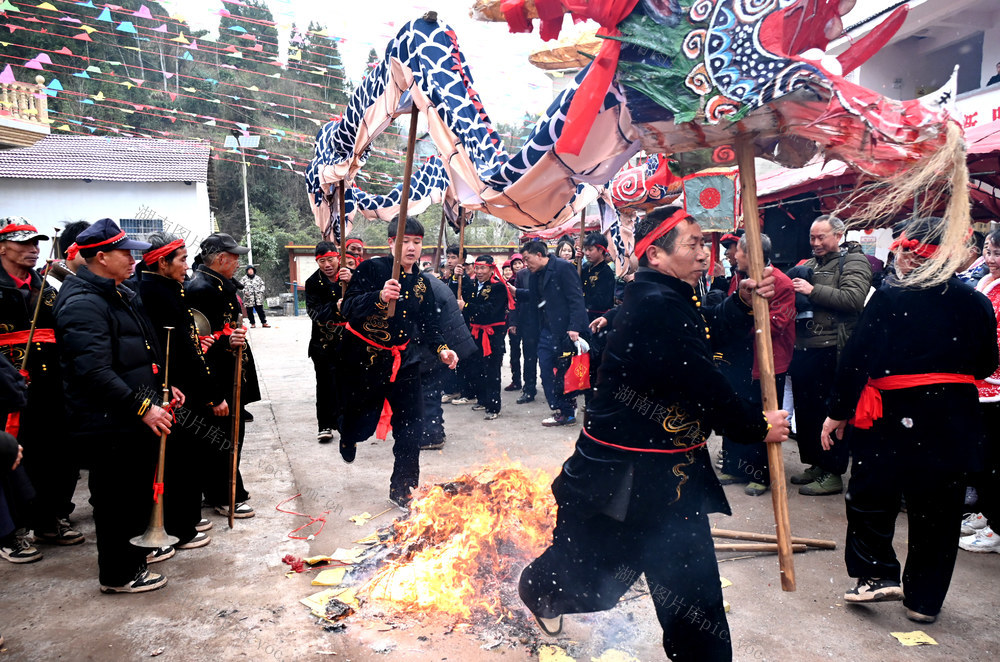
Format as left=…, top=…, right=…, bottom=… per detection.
left=0, top=178, right=212, bottom=255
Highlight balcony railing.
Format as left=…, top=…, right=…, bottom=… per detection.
left=0, top=76, right=50, bottom=148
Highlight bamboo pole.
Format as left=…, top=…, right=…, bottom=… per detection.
left=338, top=180, right=348, bottom=295
left=714, top=543, right=808, bottom=554
left=433, top=208, right=446, bottom=275
left=577, top=208, right=586, bottom=275
left=387, top=107, right=420, bottom=318
left=712, top=528, right=836, bottom=550
left=736, top=134, right=795, bottom=591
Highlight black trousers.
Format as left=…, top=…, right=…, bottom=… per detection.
left=845, top=435, right=966, bottom=616
left=458, top=355, right=479, bottom=400
left=789, top=345, right=849, bottom=474
left=474, top=349, right=503, bottom=414
left=196, top=407, right=249, bottom=507
left=422, top=364, right=446, bottom=442
left=973, top=403, right=1000, bottom=525
left=340, top=365, right=424, bottom=501
left=163, top=428, right=202, bottom=545
left=246, top=304, right=267, bottom=325
left=721, top=374, right=786, bottom=484
left=508, top=329, right=522, bottom=385
left=88, top=428, right=157, bottom=586
left=18, top=410, right=78, bottom=532
left=312, top=354, right=341, bottom=432
left=520, top=504, right=732, bottom=661
left=521, top=332, right=539, bottom=397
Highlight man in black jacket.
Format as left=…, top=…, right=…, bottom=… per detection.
left=305, top=241, right=350, bottom=444
left=519, top=206, right=789, bottom=660
left=138, top=233, right=222, bottom=550
left=580, top=232, right=616, bottom=394
left=822, top=216, right=998, bottom=624
left=185, top=233, right=260, bottom=520
left=520, top=240, right=589, bottom=426
left=54, top=218, right=181, bottom=593
left=0, top=217, right=78, bottom=548
left=339, top=217, right=458, bottom=506
left=511, top=260, right=539, bottom=404
left=457, top=255, right=510, bottom=419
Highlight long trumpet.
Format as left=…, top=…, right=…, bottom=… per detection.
left=131, top=327, right=180, bottom=549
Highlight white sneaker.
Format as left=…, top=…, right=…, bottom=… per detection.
left=959, top=526, right=1000, bottom=553
left=961, top=512, right=988, bottom=536
left=450, top=397, right=473, bottom=405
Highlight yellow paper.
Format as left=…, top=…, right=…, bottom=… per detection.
left=355, top=532, right=381, bottom=545
left=331, top=547, right=366, bottom=564
left=720, top=576, right=733, bottom=589
left=539, top=645, right=575, bottom=662
left=304, top=555, right=332, bottom=566
left=723, top=600, right=731, bottom=613
left=311, top=568, right=347, bottom=586
left=349, top=512, right=374, bottom=526
left=591, top=651, right=640, bottom=662
left=890, top=631, right=938, bottom=646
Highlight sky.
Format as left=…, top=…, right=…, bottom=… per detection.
left=158, top=0, right=559, bottom=123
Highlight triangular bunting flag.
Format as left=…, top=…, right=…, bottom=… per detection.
left=24, top=59, right=44, bottom=70
left=181, top=51, right=193, bottom=61
left=79, top=98, right=93, bottom=104
left=133, top=5, right=152, bottom=19
left=85, top=65, right=102, bottom=73
left=0, top=0, right=20, bottom=11
left=55, top=124, right=71, bottom=131
left=121, top=81, right=134, bottom=89
left=35, top=53, right=52, bottom=64
left=55, top=47, right=72, bottom=55
left=46, top=78, right=62, bottom=90
left=91, top=90, right=104, bottom=100
left=152, top=23, right=167, bottom=32
left=181, top=86, right=196, bottom=92
left=223, top=44, right=237, bottom=53
left=0, top=64, right=15, bottom=84
left=79, top=25, right=97, bottom=33
left=129, top=78, right=144, bottom=86
left=170, top=32, right=189, bottom=44
left=226, top=51, right=243, bottom=59
left=204, top=119, right=216, bottom=126
left=59, top=16, right=82, bottom=23
left=74, top=1, right=95, bottom=7
left=247, top=85, right=259, bottom=91
left=96, top=7, right=112, bottom=21
left=72, top=69, right=90, bottom=78
left=72, top=32, right=93, bottom=41
left=187, top=40, right=198, bottom=50
left=228, top=25, right=246, bottom=33
left=163, top=71, right=173, bottom=79
left=168, top=92, right=176, bottom=101
left=36, top=2, right=58, bottom=11
left=116, top=22, right=137, bottom=34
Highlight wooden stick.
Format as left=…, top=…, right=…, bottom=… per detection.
left=433, top=208, right=446, bottom=276
left=712, top=528, right=836, bottom=550
left=577, top=209, right=586, bottom=275
left=458, top=207, right=466, bottom=265
left=736, top=134, right=795, bottom=591
left=387, top=106, right=420, bottom=318
left=715, top=543, right=808, bottom=553
left=338, top=180, right=348, bottom=295
left=229, top=339, right=245, bottom=530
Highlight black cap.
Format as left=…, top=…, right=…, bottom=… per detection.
left=75, top=218, right=151, bottom=257
left=199, top=232, right=250, bottom=257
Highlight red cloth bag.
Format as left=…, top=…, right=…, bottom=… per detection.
left=562, top=352, right=591, bottom=397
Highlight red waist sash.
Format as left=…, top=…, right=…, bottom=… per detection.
left=345, top=323, right=408, bottom=382
left=582, top=428, right=708, bottom=455
left=851, top=373, right=975, bottom=430
left=470, top=321, right=505, bottom=357
left=0, top=328, right=56, bottom=346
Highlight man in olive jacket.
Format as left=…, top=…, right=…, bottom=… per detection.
left=788, top=215, right=872, bottom=496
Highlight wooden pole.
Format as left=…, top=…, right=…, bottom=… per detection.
left=338, top=180, right=348, bottom=295
left=736, top=134, right=796, bottom=591
left=387, top=107, right=420, bottom=318
left=578, top=209, right=586, bottom=275
left=229, top=336, right=245, bottom=530
left=712, top=528, right=836, bottom=550
left=458, top=207, right=467, bottom=264
left=433, top=207, right=446, bottom=275
left=714, top=543, right=808, bottom=554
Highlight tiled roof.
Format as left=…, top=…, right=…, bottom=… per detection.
left=0, top=135, right=210, bottom=182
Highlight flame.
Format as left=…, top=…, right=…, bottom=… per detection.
left=360, top=458, right=556, bottom=620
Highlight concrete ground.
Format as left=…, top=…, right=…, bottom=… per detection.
left=1, top=314, right=997, bottom=661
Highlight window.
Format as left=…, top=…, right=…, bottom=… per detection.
left=119, top=218, right=163, bottom=242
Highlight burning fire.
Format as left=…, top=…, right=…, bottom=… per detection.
left=360, top=459, right=556, bottom=620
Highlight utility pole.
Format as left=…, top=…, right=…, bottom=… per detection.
left=225, top=130, right=260, bottom=265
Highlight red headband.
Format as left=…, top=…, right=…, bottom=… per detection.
left=142, top=239, right=185, bottom=266
left=345, top=238, right=363, bottom=247
left=315, top=251, right=339, bottom=260
left=0, top=223, right=39, bottom=235
left=890, top=233, right=938, bottom=259
left=70, top=230, right=127, bottom=259
left=634, top=210, right=691, bottom=258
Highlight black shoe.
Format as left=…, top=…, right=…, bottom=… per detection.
left=241, top=409, right=254, bottom=423
left=317, top=429, right=334, bottom=443
left=471, top=404, right=486, bottom=411
left=340, top=439, right=357, bottom=463
left=100, top=568, right=167, bottom=594
left=389, top=491, right=411, bottom=509
left=504, top=382, right=522, bottom=392
left=516, top=394, right=535, bottom=404
left=843, top=577, right=904, bottom=603
left=419, top=435, right=446, bottom=451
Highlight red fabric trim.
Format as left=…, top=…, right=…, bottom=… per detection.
left=583, top=428, right=708, bottom=454
left=850, top=373, right=975, bottom=429
left=315, top=251, right=339, bottom=260
left=501, top=0, right=532, bottom=33
left=142, top=239, right=185, bottom=266
left=890, top=233, right=938, bottom=259
left=0, top=328, right=56, bottom=346
left=345, top=323, right=408, bottom=382
left=5, top=410, right=20, bottom=437
left=0, top=223, right=39, bottom=235
left=9, top=273, right=31, bottom=289
left=77, top=230, right=126, bottom=251
left=66, top=243, right=80, bottom=261
left=376, top=399, right=393, bottom=441
left=633, top=209, right=691, bottom=258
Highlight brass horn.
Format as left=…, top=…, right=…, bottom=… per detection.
left=131, top=326, right=180, bottom=549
